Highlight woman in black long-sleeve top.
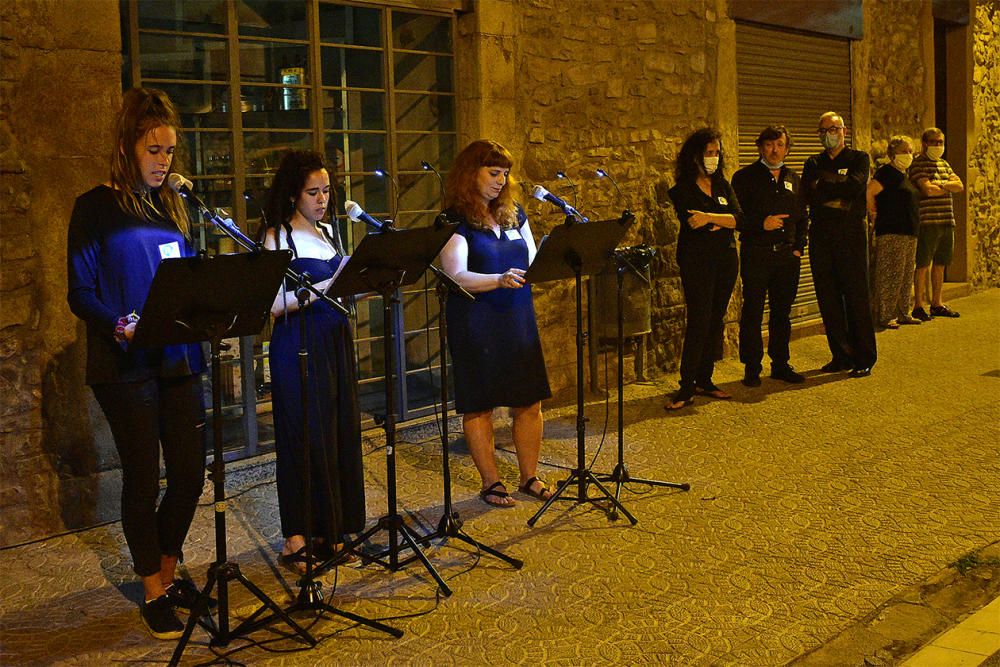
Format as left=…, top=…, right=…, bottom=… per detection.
left=666, top=128, right=743, bottom=410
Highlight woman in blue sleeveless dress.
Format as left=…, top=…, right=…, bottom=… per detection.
left=439, top=140, right=553, bottom=507
left=261, top=150, right=364, bottom=572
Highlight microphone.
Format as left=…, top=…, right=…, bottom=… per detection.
left=167, top=173, right=194, bottom=197
left=344, top=200, right=388, bottom=232
left=532, top=185, right=587, bottom=222
left=421, top=160, right=446, bottom=204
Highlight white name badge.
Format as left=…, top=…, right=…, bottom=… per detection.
left=159, top=241, right=181, bottom=260
left=717, top=196, right=728, bottom=205
left=838, top=168, right=848, bottom=175
left=784, top=181, right=794, bottom=192
left=505, top=229, right=522, bottom=241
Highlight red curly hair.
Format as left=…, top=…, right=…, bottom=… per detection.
left=444, top=140, right=519, bottom=230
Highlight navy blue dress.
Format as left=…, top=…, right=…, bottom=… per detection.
left=445, top=209, right=551, bottom=414
left=269, top=231, right=365, bottom=540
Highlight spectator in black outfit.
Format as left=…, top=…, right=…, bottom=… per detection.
left=67, top=88, right=206, bottom=640
left=666, top=128, right=742, bottom=410
left=801, top=112, right=877, bottom=378
left=732, top=125, right=808, bottom=387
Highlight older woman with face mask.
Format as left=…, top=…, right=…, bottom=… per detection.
left=866, top=136, right=922, bottom=329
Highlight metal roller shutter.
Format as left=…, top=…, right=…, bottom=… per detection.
left=735, top=22, right=854, bottom=325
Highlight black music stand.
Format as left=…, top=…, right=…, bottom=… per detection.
left=595, top=246, right=690, bottom=519
left=523, top=216, right=637, bottom=527
left=130, top=251, right=317, bottom=665
left=315, top=224, right=459, bottom=597
left=413, top=264, right=524, bottom=569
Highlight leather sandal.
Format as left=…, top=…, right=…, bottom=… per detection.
left=479, top=481, right=515, bottom=507
left=518, top=476, right=552, bottom=501
left=279, top=546, right=320, bottom=576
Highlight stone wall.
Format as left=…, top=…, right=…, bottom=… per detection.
left=970, top=2, right=1000, bottom=287
left=505, top=0, right=731, bottom=391
left=0, top=0, right=122, bottom=546
left=862, top=0, right=930, bottom=160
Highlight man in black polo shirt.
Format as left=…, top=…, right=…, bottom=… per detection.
left=732, top=125, right=808, bottom=387
left=801, top=111, right=877, bottom=377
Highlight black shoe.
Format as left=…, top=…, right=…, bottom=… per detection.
left=771, top=365, right=805, bottom=383
left=140, top=595, right=184, bottom=640
left=164, top=578, right=216, bottom=612
left=930, top=305, right=960, bottom=318
left=911, top=307, right=933, bottom=322
left=742, top=370, right=761, bottom=387
left=821, top=359, right=850, bottom=373
left=849, top=366, right=872, bottom=378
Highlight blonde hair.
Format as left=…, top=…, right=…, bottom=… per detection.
left=110, top=87, right=191, bottom=235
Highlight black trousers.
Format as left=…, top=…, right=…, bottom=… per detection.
left=678, top=246, right=739, bottom=389
left=93, top=374, right=205, bottom=577
left=809, top=220, right=877, bottom=368
left=739, top=245, right=802, bottom=372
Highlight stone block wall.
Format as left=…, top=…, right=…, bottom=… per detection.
left=505, top=0, right=731, bottom=389
left=862, top=0, right=930, bottom=159
left=0, top=0, right=122, bottom=546
left=970, top=2, right=1000, bottom=287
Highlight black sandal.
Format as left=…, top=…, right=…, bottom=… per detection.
left=479, top=481, right=515, bottom=508
left=279, top=546, right=320, bottom=575
left=665, top=389, right=695, bottom=410
left=518, top=476, right=552, bottom=501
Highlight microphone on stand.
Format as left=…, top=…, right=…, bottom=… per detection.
left=168, top=173, right=248, bottom=241
left=596, top=168, right=630, bottom=217
left=531, top=184, right=588, bottom=223
left=421, top=160, right=447, bottom=206
left=344, top=199, right=390, bottom=232
left=555, top=171, right=578, bottom=209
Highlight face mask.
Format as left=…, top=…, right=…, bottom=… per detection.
left=703, top=156, right=719, bottom=175
left=926, top=145, right=945, bottom=160
left=762, top=158, right=784, bottom=170
left=821, top=132, right=841, bottom=150
left=892, top=153, right=913, bottom=171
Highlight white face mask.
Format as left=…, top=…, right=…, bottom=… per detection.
left=703, top=156, right=720, bottom=175
left=892, top=153, right=914, bottom=171
left=926, top=145, right=945, bottom=161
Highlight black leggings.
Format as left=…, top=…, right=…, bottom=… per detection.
left=93, top=375, right=205, bottom=577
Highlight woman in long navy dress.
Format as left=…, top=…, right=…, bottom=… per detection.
left=439, top=140, right=553, bottom=507
left=261, top=150, right=364, bottom=572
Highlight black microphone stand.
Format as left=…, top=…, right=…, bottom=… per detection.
left=414, top=216, right=523, bottom=569
left=168, top=201, right=317, bottom=666
left=309, top=212, right=455, bottom=598
left=595, top=242, right=689, bottom=519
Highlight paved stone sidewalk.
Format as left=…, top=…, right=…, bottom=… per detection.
left=1, top=289, right=997, bottom=666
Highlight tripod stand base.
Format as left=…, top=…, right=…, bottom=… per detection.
left=170, top=560, right=315, bottom=666
left=347, top=513, right=454, bottom=597
left=414, top=511, right=524, bottom=569
left=282, top=578, right=403, bottom=638
left=596, top=462, right=690, bottom=520
left=527, top=468, right=638, bottom=527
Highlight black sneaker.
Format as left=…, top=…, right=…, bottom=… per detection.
left=140, top=595, right=184, bottom=640
left=771, top=365, right=805, bottom=384
left=165, top=579, right=217, bottom=612
left=911, top=307, right=933, bottom=322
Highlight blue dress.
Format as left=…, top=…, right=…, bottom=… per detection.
left=445, top=209, right=551, bottom=414
left=269, top=232, right=365, bottom=540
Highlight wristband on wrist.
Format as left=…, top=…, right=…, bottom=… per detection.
left=114, top=311, right=140, bottom=344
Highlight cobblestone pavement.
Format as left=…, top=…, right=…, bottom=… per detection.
left=1, top=289, right=998, bottom=666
